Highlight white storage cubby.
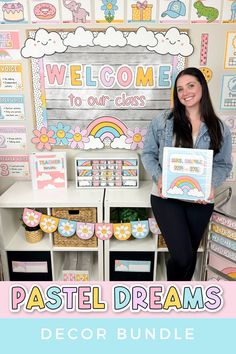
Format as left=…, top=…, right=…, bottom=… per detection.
left=0, top=181, right=104, bottom=281
left=104, top=180, right=205, bottom=281
left=75, top=151, right=139, bottom=188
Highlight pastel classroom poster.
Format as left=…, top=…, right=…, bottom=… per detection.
left=190, top=0, right=221, bottom=24
left=0, top=63, right=23, bottom=91
left=60, top=0, right=91, bottom=23
left=95, top=0, right=124, bottom=23
left=127, top=0, right=157, bottom=23
left=0, top=126, right=26, bottom=149
left=0, top=31, right=21, bottom=61
left=220, top=74, right=236, bottom=110
left=222, top=0, right=236, bottom=23
left=158, top=0, right=190, bottom=24
left=0, top=0, right=29, bottom=24
left=0, top=154, right=29, bottom=177
left=224, top=31, right=236, bottom=69
left=227, top=151, right=236, bottom=182
left=162, top=147, right=213, bottom=201
left=30, top=152, right=67, bottom=189
left=29, top=0, right=61, bottom=23
left=0, top=94, right=25, bottom=121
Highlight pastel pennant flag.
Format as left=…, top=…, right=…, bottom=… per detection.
left=40, top=215, right=59, bottom=233
left=131, top=220, right=149, bottom=239
left=95, top=223, right=113, bottom=240
left=23, top=208, right=42, bottom=228
left=113, top=223, right=131, bottom=241
left=76, top=222, right=94, bottom=240
left=148, top=218, right=161, bottom=234
left=58, top=219, right=77, bottom=237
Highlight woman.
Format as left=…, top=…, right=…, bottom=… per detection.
left=141, top=67, right=232, bottom=281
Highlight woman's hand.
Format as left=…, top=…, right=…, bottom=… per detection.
left=195, top=187, right=214, bottom=204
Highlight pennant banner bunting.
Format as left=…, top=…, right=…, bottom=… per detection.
left=58, top=219, right=77, bottom=237
left=131, top=220, right=149, bottom=239
left=113, top=223, right=132, bottom=241
left=40, top=215, right=59, bottom=233
left=95, top=223, right=113, bottom=240
left=23, top=208, right=42, bottom=228
left=76, top=222, right=94, bottom=240
left=22, top=209, right=161, bottom=240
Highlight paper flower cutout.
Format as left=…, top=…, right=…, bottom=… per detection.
left=131, top=220, right=149, bottom=239
left=58, top=219, right=76, bottom=237
left=125, top=127, right=147, bottom=149
left=148, top=218, right=161, bottom=234
left=69, top=127, right=89, bottom=149
left=95, top=223, right=113, bottom=240
left=23, top=208, right=41, bottom=227
left=40, top=215, right=58, bottom=233
left=76, top=222, right=94, bottom=240
left=31, top=127, right=56, bottom=150
left=113, top=223, right=131, bottom=240
left=50, top=122, right=73, bottom=145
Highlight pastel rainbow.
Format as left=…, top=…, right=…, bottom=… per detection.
left=86, top=116, right=128, bottom=141
left=222, top=267, right=236, bottom=279
left=170, top=176, right=201, bottom=192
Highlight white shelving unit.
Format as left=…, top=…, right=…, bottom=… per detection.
left=0, top=181, right=104, bottom=281
left=104, top=180, right=205, bottom=281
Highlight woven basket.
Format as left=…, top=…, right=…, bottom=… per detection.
left=52, top=207, right=97, bottom=247
left=158, top=234, right=167, bottom=248
left=25, top=229, right=43, bottom=243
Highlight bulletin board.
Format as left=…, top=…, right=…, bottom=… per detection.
left=22, top=26, right=193, bottom=150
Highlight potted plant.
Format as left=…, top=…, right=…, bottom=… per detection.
left=20, top=216, right=43, bottom=243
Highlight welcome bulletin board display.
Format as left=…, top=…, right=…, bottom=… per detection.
left=23, top=27, right=192, bottom=150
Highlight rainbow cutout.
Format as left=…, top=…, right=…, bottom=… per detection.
left=86, top=116, right=128, bottom=142
left=222, top=267, right=236, bottom=279
left=170, top=176, right=201, bottom=193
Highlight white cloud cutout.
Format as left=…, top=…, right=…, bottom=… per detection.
left=83, top=136, right=104, bottom=150
left=167, top=186, right=184, bottom=195
left=116, top=264, right=128, bottom=271
left=63, top=27, right=94, bottom=47
left=127, top=27, right=157, bottom=47
left=37, top=173, right=52, bottom=181
left=44, top=184, right=56, bottom=189
left=93, top=27, right=127, bottom=47
left=147, top=27, right=194, bottom=57
left=54, top=177, right=65, bottom=183
left=110, top=135, right=131, bottom=149
left=21, top=29, right=67, bottom=58
left=187, top=189, right=204, bottom=198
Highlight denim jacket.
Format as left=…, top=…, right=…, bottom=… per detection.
left=141, top=110, right=232, bottom=188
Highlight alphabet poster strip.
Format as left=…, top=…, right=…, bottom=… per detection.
left=60, top=0, right=91, bottom=23
left=159, top=0, right=190, bottom=24
left=0, top=0, right=29, bottom=24
left=0, top=63, right=23, bottom=91
left=0, top=31, right=21, bottom=60
left=29, top=0, right=60, bottom=23
left=0, top=155, right=30, bottom=177
left=0, top=126, right=26, bottom=149
left=220, top=75, right=236, bottom=110
left=224, top=32, right=236, bottom=69
left=0, top=94, right=25, bottom=121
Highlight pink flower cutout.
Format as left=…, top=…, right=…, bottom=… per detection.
left=31, top=127, right=56, bottom=150
left=125, top=127, right=147, bottom=150
left=69, top=126, right=89, bottom=149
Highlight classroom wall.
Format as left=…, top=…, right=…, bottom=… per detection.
left=0, top=0, right=235, bottom=195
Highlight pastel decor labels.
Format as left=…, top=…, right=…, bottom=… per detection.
left=113, top=223, right=132, bottom=240
left=58, top=219, right=77, bottom=237
left=23, top=208, right=42, bottom=227
left=40, top=215, right=58, bottom=233
left=95, top=223, right=113, bottom=240
left=148, top=218, right=161, bottom=234
left=76, top=222, right=94, bottom=240
left=131, top=220, right=149, bottom=239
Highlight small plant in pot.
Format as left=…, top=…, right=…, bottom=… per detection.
left=20, top=216, right=43, bottom=243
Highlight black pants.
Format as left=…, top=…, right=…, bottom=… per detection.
left=151, top=195, right=214, bottom=281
